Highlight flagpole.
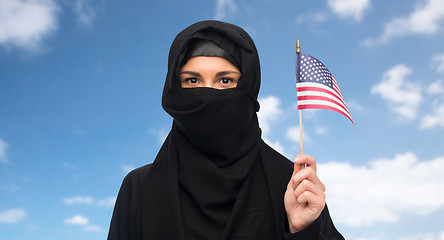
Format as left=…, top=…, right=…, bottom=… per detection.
left=296, top=40, right=305, bottom=169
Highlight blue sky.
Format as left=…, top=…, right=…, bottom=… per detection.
left=1, top=0, right=444, bottom=239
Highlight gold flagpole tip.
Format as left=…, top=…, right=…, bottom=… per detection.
left=296, top=40, right=301, bottom=53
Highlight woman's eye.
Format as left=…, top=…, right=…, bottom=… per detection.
left=220, top=78, right=233, bottom=84
left=186, top=78, right=198, bottom=84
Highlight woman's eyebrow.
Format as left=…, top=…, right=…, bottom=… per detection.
left=179, top=71, right=201, bottom=77
left=216, top=70, right=241, bottom=77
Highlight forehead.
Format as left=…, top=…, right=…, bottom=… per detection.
left=180, top=56, right=240, bottom=72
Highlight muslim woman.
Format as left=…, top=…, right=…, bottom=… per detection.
left=108, top=20, right=345, bottom=240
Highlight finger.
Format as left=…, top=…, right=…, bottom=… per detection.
left=291, top=167, right=325, bottom=192
left=292, top=154, right=315, bottom=175
left=292, top=154, right=302, bottom=175
left=290, top=156, right=302, bottom=190
left=297, top=190, right=326, bottom=210
left=287, top=175, right=296, bottom=191
left=294, top=154, right=317, bottom=172
left=293, top=179, right=326, bottom=200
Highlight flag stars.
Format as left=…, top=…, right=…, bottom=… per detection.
left=298, top=54, right=335, bottom=86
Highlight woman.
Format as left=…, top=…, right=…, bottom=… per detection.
left=108, top=20, right=344, bottom=240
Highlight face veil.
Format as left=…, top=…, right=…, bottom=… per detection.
left=162, top=20, right=262, bottom=166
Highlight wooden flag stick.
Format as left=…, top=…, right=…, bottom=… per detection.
left=299, top=109, right=304, bottom=155
left=296, top=40, right=305, bottom=169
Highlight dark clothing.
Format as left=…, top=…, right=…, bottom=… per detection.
left=108, top=140, right=344, bottom=240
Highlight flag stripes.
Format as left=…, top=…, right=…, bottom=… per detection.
left=296, top=53, right=354, bottom=126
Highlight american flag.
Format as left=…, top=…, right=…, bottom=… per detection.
left=296, top=53, right=354, bottom=126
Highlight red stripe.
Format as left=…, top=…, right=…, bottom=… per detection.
left=332, top=85, right=344, bottom=99
left=332, top=77, right=345, bottom=99
left=297, top=86, right=347, bottom=108
left=331, top=78, right=343, bottom=97
left=297, top=95, right=350, bottom=115
left=298, top=104, right=354, bottom=125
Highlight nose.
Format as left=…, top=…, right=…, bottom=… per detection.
left=203, top=79, right=215, bottom=88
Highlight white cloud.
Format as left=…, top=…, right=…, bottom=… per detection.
left=0, top=0, right=59, bottom=52
left=84, top=225, right=102, bottom=232
left=0, top=209, right=26, bottom=223
left=65, top=215, right=89, bottom=225
left=63, top=196, right=94, bottom=205
left=427, top=80, right=444, bottom=95
left=319, top=153, right=444, bottom=227
left=96, top=197, right=116, bottom=207
left=121, top=164, right=136, bottom=175
left=400, top=231, right=444, bottom=240
left=73, top=0, right=95, bottom=27
left=421, top=102, right=444, bottom=128
left=327, top=0, right=370, bottom=22
left=315, top=126, right=328, bottom=135
left=421, top=80, right=444, bottom=128
left=64, top=214, right=104, bottom=232
left=63, top=196, right=115, bottom=207
left=257, top=96, right=289, bottom=156
left=258, top=96, right=283, bottom=137
left=371, top=64, right=421, bottom=119
left=432, top=53, right=444, bottom=73
left=0, top=138, right=8, bottom=163
left=214, top=0, right=236, bottom=20
left=157, top=129, right=168, bottom=144
left=364, top=0, right=444, bottom=46
left=286, top=125, right=311, bottom=144
left=263, top=137, right=286, bottom=156
left=148, top=128, right=169, bottom=144
left=346, top=99, right=364, bottom=112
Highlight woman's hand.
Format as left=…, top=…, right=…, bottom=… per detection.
left=284, top=154, right=326, bottom=233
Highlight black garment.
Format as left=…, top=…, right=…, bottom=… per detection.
left=108, top=20, right=344, bottom=240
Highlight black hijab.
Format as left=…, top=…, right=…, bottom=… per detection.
left=162, top=20, right=270, bottom=239
left=108, top=20, right=344, bottom=240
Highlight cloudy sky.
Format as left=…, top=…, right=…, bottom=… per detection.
left=1, top=0, right=444, bottom=239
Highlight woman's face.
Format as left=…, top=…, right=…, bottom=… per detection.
left=179, top=56, right=241, bottom=89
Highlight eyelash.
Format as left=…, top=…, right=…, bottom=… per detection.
left=183, top=77, right=235, bottom=84
left=184, top=78, right=198, bottom=84
left=220, top=77, right=234, bottom=84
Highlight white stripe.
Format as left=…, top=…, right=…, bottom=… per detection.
left=299, top=97, right=350, bottom=117
left=297, top=91, right=348, bottom=110
left=298, top=99, right=352, bottom=120
left=332, top=84, right=344, bottom=99
left=297, top=82, right=345, bottom=105
left=331, top=77, right=345, bottom=98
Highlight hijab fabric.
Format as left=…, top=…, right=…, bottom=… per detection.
left=161, top=20, right=269, bottom=239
